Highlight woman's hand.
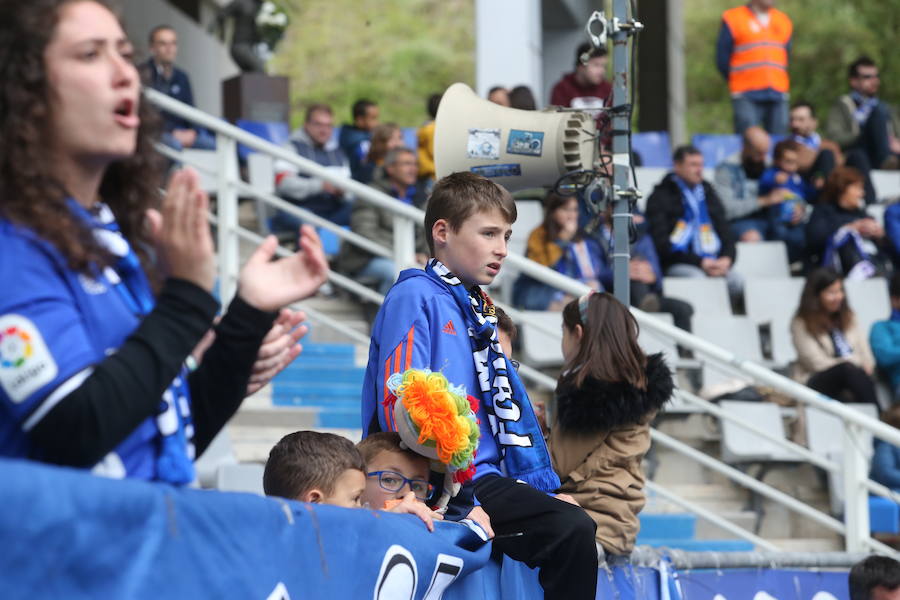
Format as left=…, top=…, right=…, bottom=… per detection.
left=246, top=309, right=308, bottom=396
left=147, top=169, right=217, bottom=292
left=238, top=225, right=329, bottom=312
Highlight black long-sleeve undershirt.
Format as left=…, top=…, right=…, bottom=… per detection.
left=29, top=278, right=276, bottom=469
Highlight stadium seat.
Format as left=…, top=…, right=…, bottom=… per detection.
left=805, top=403, right=878, bottom=516
left=662, top=277, right=732, bottom=321
left=634, top=167, right=669, bottom=212
left=844, top=277, right=890, bottom=340
left=638, top=312, right=679, bottom=368
left=719, top=400, right=799, bottom=464
left=692, top=315, right=763, bottom=391
left=743, top=277, right=805, bottom=366
left=194, top=429, right=238, bottom=489
left=519, top=310, right=564, bottom=367
left=317, top=226, right=347, bottom=257
left=631, top=131, right=672, bottom=168
left=869, top=495, right=900, bottom=534
left=215, top=463, right=266, bottom=495
left=247, top=153, right=276, bottom=235
left=508, top=200, right=543, bottom=258
left=732, top=241, right=791, bottom=279
left=401, top=127, right=419, bottom=151
left=236, top=120, right=290, bottom=162
left=871, top=170, right=900, bottom=202
left=866, top=202, right=886, bottom=226
left=691, top=134, right=741, bottom=169
left=181, top=149, right=220, bottom=194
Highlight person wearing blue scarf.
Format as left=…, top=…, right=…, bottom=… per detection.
left=646, top=146, right=742, bottom=302
left=870, top=273, right=900, bottom=401
left=361, top=173, right=598, bottom=600
left=0, top=2, right=328, bottom=485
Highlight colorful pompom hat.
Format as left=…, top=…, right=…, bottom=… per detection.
left=383, top=369, right=480, bottom=511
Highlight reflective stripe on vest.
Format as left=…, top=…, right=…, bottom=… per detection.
left=722, top=5, right=792, bottom=94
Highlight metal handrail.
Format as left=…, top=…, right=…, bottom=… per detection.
left=144, top=88, right=899, bottom=553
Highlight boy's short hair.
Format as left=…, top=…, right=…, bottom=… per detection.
left=352, top=98, right=377, bottom=120
left=424, top=172, right=517, bottom=254
left=357, top=431, right=427, bottom=467
left=773, top=139, right=802, bottom=162
left=575, top=41, right=607, bottom=68
left=849, top=555, right=900, bottom=600
left=672, top=145, right=702, bottom=164
left=263, top=431, right=365, bottom=500
left=495, top=305, right=517, bottom=343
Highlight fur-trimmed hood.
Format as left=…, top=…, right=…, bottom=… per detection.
left=555, top=352, right=673, bottom=433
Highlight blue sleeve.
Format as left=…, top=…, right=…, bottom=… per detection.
left=758, top=168, right=778, bottom=196
left=716, top=21, right=733, bottom=81
left=870, top=323, right=900, bottom=369
left=0, top=238, right=101, bottom=426
left=636, top=234, right=664, bottom=292
left=871, top=441, right=900, bottom=489
left=885, top=205, right=900, bottom=258
left=181, top=72, right=195, bottom=108
left=592, top=238, right=614, bottom=290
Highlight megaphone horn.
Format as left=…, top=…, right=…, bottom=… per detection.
left=434, top=83, right=597, bottom=192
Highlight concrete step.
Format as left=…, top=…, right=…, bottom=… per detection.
left=636, top=538, right=756, bottom=552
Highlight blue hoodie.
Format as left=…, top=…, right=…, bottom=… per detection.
left=361, top=268, right=502, bottom=483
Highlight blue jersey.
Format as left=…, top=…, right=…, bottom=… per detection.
left=361, top=269, right=502, bottom=481
left=0, top=219, right=179, bottom=479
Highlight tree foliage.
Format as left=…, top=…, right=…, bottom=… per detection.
left=685, top=0, right=900, bottom=134
left=271, top=0, right=474, bottom=129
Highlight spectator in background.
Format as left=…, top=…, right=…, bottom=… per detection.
left=716, top=126, right=780, bottom=243
left=487, top=86, right=510, bottom=107
left=848, top=555, right=900, bottom=600
left=509, top=85, right=537, bottom=111
left=594, top=205, right=694, bottom=332
left=549, top=42, right=611, bottom=145
left=417, top=93, right=441, bottom=183
left=513, top=192, right=603, bottom=311
left=791, top=269, right=877, bottom=405
left=339, top=98, right=379, bottom=182
left=274, top=103, right=352, bottom=230
left=359, top=123, right=403, bottom=185
left=806, top=167, right=886, bottom=278
left=646, top=145, right=743, bottom=303
left=870, top=273, right=900, bottom=402
left=826, top=57, right=900, bottom=174
left=884, top=203, right=900, bottom=269
left=756, top=139, right=810, bottom=262
left=716, top=0, right=793, bottom=135
left=336, top=147, right=428, bottom=296
left=789, top=101, right=842, bottom=190
left=140, top=25, right=215, bottom=150
left=870, top=406, right=900, bottom=493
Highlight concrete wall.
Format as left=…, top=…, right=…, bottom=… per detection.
left=475, top=0, right=543, bottom=106
left=123, top=0, right=238, bottom=117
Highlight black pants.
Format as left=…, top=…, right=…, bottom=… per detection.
left=475, top=475, right=598, bottom=600
left=807, top=362, right=878, bottom=406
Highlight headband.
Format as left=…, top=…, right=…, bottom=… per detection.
left=578, top=291, right=595, bottom=324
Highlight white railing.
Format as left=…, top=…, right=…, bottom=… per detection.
left=145, top=88, right=900, bottom=556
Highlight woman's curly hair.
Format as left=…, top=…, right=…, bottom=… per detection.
left=0, top=0, right=165, bottom=274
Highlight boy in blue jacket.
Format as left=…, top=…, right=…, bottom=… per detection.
left=360, top=172, right=597, bottom=599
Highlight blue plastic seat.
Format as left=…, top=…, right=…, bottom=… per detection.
left=236, top=119, right=290, bottom=161
left=632, top=131, right=672, bottom=167
left=692, top=133, right=742, bottom=168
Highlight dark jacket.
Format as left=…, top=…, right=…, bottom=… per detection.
left=645, top=173, right=736, bottom=269
left=139, top=59, right=195, bottom=132
left=335, top=175, right=428, bottom=275
left=805, top=202, right=868, bottom=259
left=550, top=353, right=673, bottom=554
left=338, top=125, right=372, bottom=182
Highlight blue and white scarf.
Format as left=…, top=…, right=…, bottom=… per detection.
left=426, top=259, right=560, bottom=492
left=69, top=200, right=196, bottom=485
left=792, top=132, right=821, bottom=151
left=670, top=177, right=721, bottom=259
left=829, top=328, right=853, bottom=358
left=822, top=225, right=876, bottom=281
left=851, top=91, right=880, bottom=126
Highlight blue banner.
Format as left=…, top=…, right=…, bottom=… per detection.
left=0, top=458, right=850, bottom=600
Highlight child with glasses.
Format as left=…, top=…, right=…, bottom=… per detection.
left=263, top=430, right=440, bottom=531
left=357, top=432, right=444, bottom=530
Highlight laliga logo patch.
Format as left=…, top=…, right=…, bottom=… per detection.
left=0, top=315, right=58, bottom=404
left=0, top=325, right=33, bottom=368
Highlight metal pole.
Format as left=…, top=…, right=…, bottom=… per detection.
left=611, top=0, right=633, bottom=307
left=215, top=135, right=239, bottom=304
left=843, top=423, right=871, bottom=552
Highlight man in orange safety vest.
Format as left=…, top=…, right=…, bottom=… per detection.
left=716, top=0, right=793, bottom=136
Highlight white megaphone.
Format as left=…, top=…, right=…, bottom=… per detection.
left=434, top=83, right=597, bottom=191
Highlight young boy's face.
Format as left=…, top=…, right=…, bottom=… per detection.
left=435, top=207, right=512, bottom=288
left=777, top=149, right=799, bottom=174
left=362, top=449, right=431, bottom=509
left=317, top=468, right=366, bottom=509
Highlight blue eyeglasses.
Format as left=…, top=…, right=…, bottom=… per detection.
left=367, top=470, right=434, bottom=500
